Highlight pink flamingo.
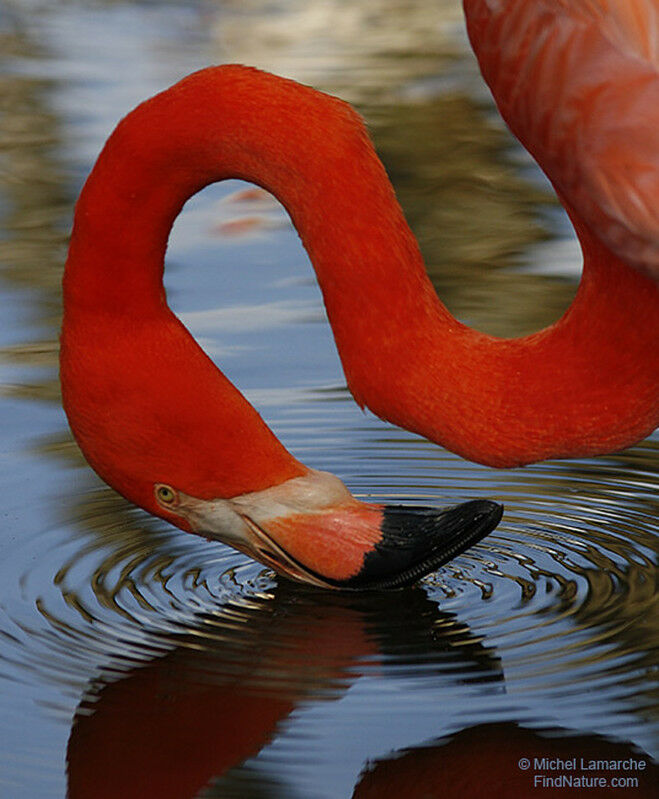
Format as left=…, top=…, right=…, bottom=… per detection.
left=60, top=0, right=658, bottom=588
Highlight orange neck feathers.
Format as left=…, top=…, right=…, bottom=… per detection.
left=61, top=65, right=659, bottom=519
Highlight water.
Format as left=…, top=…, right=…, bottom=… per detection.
left=0, top=1, right=657, bottom=797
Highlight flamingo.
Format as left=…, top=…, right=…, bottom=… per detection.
left=59, top=0, right=658, bottom=589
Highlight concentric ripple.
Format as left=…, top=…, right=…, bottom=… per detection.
left=1, top=401, right=656, bottom=799
left=3, top=429, right=656, bottom=736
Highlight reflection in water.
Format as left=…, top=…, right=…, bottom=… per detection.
left=0, top=6, right=67, bottom=422
left=0, top=0, right=656, bottom=796
left=67, top=587, right=501, bottom=798
left=353, top=723, right=658, bottom=798
left=373, top=98, right=575, bottom=337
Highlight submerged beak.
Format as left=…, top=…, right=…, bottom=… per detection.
left=337, top=500, right=503, bottom=589
left=160, top=471, right=503, bottom=591
left=240, top=499, right=503, bottom=590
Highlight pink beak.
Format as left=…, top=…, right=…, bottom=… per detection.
left=160, top=472, right=503, bottom=590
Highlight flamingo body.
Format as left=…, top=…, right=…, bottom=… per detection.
left=60, top=2, right=658, bottom=586
left=464, top=0, right=659, bottom=277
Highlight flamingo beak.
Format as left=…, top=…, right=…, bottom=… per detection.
left=161, top=473, right=502, bottom=590
left=343, top=500, right=502, bottom=589
left=240, top=499, right=503, bottom=590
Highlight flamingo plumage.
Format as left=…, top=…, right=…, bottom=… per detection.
left=59, top=0, right=658, bottom=588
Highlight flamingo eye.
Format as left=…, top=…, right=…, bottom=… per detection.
left=155, top=484, right=178, bottom=506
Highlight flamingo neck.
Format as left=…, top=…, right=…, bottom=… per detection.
left=353, top=215, right=658, bottom=467
left=62, top=67, right=659, bottom=518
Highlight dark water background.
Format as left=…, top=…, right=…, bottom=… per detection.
left=0, top=1, right=656, bottom=797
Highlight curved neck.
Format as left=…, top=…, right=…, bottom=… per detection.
left=356, top=215, right=659, bottom=466
left=63, top=66, right=659, bottom=500
left=64, top=67, right=432, bottom=322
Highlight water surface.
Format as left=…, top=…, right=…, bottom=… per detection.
left=0, top=2, right=656, bottom=797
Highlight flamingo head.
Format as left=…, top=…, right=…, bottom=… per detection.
left=150, top=469, right=502, bottom=590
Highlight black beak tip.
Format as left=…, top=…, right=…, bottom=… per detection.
left=462, top=499, right=504, bottom=527
left=340, top=498, right=504, bottom=591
